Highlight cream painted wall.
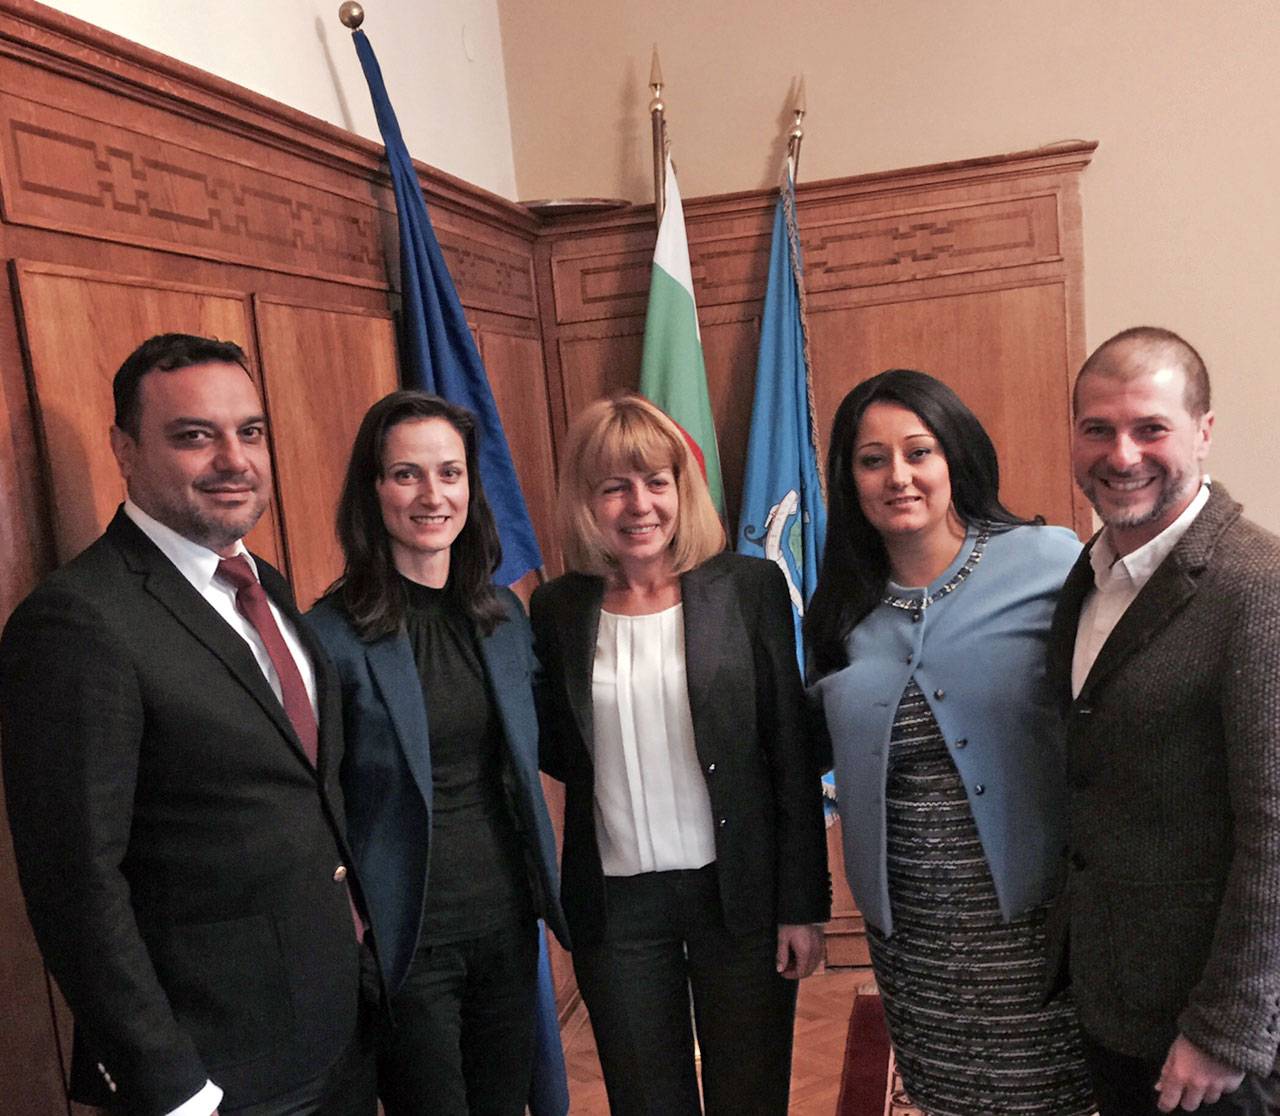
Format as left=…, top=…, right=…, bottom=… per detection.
left=43, top=0, right=519, bottom=198
left=498, top=0, right=1280, bottom=531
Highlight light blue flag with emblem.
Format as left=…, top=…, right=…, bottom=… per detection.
left=736, top=159, right=826, bottom=671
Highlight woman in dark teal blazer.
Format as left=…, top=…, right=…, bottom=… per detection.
left=307, top=390, right=568, bottom=1116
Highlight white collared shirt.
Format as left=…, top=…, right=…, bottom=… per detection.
left=1072, top=480, right=1211, bottom=697
left=123, top=501, right=319, bottom=720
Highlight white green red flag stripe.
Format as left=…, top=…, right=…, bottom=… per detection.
left=639, top=155, right=725, bottom=513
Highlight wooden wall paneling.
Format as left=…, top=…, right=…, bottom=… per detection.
left=0, top=247, right=67, bottom=1116
left=252, top=297, right=398, bottom=612
left=553, top=326, right=645, bottom=420
left=532, top=144, right=1095, bottom=537
left=0, top=70, right=388, bottom=292
left=474, top=317, right=562, bottom=576
left=0, top=255, right=51, bottom=619
left=823, top=818, right=869, bottom=968
left=10, top=261, right=284, bottom=566
left=698, top=308, right=763, bottom=532
left=533, top=221, right=653, bottom=448
left=787, top=149, right=1095, bottom=533
left=805, top=283, right=1078, bottom=528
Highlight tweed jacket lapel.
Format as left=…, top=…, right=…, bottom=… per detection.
left=108, top=511, right=318, bottom=773
left=1047, top=547, right=1097, bottom=713
left=1076, top=485, right=1241, bottom=702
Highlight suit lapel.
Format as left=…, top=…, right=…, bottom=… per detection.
left=561, top=577, right=603, bottom=749
left=680, top=559, right=729, bottom=756
left=108, top=513, right=313, bottom=771
left=365, top=634, right=434, bottom=804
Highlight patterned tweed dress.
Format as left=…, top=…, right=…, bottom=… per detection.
left=866, top=680, right=1095, bottom=1116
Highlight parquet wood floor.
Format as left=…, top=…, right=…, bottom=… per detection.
left=561, top=965, right=871, bottom=1114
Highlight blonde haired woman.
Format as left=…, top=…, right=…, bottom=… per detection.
left=531, top=394, right=829, bottom=1116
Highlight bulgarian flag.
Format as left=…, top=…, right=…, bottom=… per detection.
left=639, top=155, right=725, bottom=513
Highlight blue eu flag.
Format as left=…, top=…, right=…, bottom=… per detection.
left=352, top=31, right=542, bottom=587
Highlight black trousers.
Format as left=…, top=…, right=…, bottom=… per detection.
left=377, top=916, right=539, bottom=1116
left=1082, top=1031, right=1280, bottom=1116
left=573, top=864, right=798, bottom=1116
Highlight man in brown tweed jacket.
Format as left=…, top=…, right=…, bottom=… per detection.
left=1047, top=326, right=1280, bottom=1115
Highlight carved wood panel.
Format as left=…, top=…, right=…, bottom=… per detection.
left=253, top=297, right=399, bottom=611
left=11, top=262, right=285, bottom=567
left=806, top=282, right=1078, bottom=526
left=554, top=327, right=644, bottom=425
left=476, top=322, right=561, bottom=574
left=536, top=145, right=1094, bottom=537
left=0, top=87, right=388, bottom=288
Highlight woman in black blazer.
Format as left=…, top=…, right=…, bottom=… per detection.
left=531, top=394, right=829, bottom=1116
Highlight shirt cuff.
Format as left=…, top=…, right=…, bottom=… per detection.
left=164, top=1079, right=223, bottom=1116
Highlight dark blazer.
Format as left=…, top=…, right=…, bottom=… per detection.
left=530, top=551, right=830, bottom=949
left=1046, top=484, right=1280, bottom=1074
left=307, top=586, right=569, bottom=994
left=0, top=510, right=363, bottom=1116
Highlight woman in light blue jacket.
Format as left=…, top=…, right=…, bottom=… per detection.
left=808, top=369, right=1094, bottom=1116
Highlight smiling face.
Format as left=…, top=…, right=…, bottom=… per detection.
left=1072, top=355, right=1212, bottom=555
left=109, top=361, right=271, bottom=556
left=852, top=401, right=958, bottom=549
left=590, top=463, right=679, bottom=579
left=376, top=417, right=469, bottom=586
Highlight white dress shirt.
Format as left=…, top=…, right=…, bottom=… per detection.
left=591, top=604, right=717, bottom=876
left=122, top=500, right=320, bottom=1116
left=1072, top=481, right=1210, bottom=697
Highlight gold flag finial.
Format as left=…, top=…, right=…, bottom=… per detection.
left=338, top=1, right=364, bottom=30
left=649, top=46, right=664, bottom=92
left=649, top=46, right=668, bottom=224
left=787, top=75, right=807, bottom=175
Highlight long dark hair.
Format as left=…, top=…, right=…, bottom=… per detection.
left=327, top=390, right=505, bottom=640
left=805, top=369, right=1030, bottom=676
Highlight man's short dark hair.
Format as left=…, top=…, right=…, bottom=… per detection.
left=1074, top=326, right=1211, bottom=418
left=112, top=334, right=250, bottom=438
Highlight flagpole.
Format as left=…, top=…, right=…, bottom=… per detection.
left=649, top=47, right=667, bottom=227
left=786, top=76, right=806, bottom=179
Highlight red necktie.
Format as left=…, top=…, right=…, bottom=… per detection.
left=216, top=555, right=319, bottom=766
left=216, top=556, right=364, bottom=940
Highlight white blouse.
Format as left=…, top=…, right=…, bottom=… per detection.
left=591, top=603, right=717, bottom=876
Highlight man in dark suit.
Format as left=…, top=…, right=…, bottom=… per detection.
left=0, top=334, right=376, bottom=1116
left=1048, top=326, right=1280, bottom=1114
